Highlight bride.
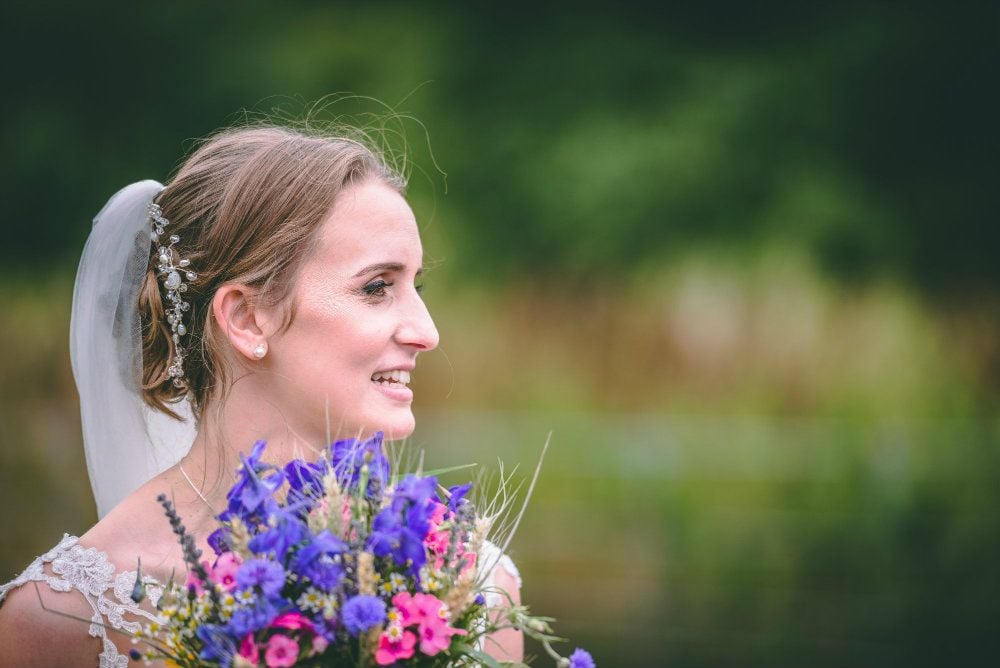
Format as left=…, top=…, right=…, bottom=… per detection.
left=0, top=125, right=522, bottom=666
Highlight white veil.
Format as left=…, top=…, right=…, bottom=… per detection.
left=71, top=180, right=196, bottom=519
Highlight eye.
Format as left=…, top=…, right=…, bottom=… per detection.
left=415, top=282, right=425, bottom=294
left=362, top=278, right=393, bottom=298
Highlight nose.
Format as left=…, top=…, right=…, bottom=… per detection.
left=396, top=292, right=439, bottom=352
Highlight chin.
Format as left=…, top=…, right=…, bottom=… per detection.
left=343, top=410, right=415, bottom=443
left=377, top=412, right=416, bottom=442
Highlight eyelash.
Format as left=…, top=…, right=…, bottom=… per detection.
left=362, top=279, right=392, bottom=298
left=361, top=279, right=425, bottom=299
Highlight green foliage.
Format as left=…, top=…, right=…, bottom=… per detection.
left=0, top=3, right=996, bottom=294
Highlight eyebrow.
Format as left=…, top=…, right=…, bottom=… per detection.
left=352, top=262, right=423, bottom=278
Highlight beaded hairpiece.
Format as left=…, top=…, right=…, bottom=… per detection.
left=149, top=202, right=197, bottom=389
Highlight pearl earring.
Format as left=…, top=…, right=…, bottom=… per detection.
left=253, top=343, right=267, bottom=359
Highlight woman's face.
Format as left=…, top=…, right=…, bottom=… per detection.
left=266, top=180, right=439, bottom=442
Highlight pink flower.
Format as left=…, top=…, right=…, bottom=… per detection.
left=184, top=560, right=211, bottom=595
left=310, top=634, right=329, bottom=655
left=413, top=592, right=448, bottom=621
left=394, top=592, right=451, bottom=625
left=388, top=592, right=466, bottom=657
left=427, top=502, right=448, bottom=528
left=238, top=634, right=259, bottom=664
left=424, top=504, right=452, bottom=566
left=264, top=634, right=299, bottom=668
left=459, top=549, right=477, bottom=574
left=390, top=591, right=420, bottom=625
left=341, top=501, right=353, bottom=539
left=270, top=612, right=315, bottom=633
left=417, top=616, right=466, bottom=656
left=211, top=552, right=242, bottom=592
left=375, top=629, right=417, bottom=665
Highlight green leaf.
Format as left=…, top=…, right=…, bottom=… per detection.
left=462, top=648, right=505, bottom=668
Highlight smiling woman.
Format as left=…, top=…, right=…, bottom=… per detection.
left=0, top=124, right=521, bottom=666
left=263, top=181, right=439, bottom=443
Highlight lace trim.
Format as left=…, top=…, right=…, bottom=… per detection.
left=0, top=534, right=163, bottom=668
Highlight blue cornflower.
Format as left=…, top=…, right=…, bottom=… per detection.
left=235, top=558, right=285, bottom=598
left=568, top=648, right=596, bottom=668
left=227, top=599, right=280, bottom=637
left=294, top=530, right=348, bottom=590
left=330, top=432, right=390, bottom=497
left=341, top=595, right=386, bottom=636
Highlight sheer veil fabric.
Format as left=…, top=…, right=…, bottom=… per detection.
left=71, top=180, right=195, bottom=519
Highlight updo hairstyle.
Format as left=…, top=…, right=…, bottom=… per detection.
left=138, top=125, right=406, bottom=421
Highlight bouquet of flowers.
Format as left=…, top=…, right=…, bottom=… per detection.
left=128, top=433, right=594, bottom=668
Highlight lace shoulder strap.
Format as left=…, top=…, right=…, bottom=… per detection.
left=478, top=539, right=522, bottom=608
left=0, top=534, right=164, bottom=668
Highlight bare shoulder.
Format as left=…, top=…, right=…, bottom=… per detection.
left=0, top=580, right=103, bottom=667
left=0, top=479, right=193, bottom=667
left=80, top=473, right=202, bottom=577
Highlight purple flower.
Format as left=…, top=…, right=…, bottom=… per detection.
left=227, top=599, right=280, bottom=637
left=220, top=440, right=284, bottom=526
left=196, top=623, right=237, bottom=666
left=247, top=507, right=308, bottom=561
left=392, top=475, right=437, bottom=512
left=207, top=527, right=232, bottom=556
left=284, top=458, right=327, bottom=508
left=367, top=475, right=439, bottom=578
left=568, top=648, right=596, bottom=668
left=341, top=595, right=386, bottom=636
left=445, top=482, right=472, bottom=513
left=293, top=530, right=347, bottom=590
left=312, top=614, right=338, bottom=642
left=367, top=508, right=402, bottom=554
left=236, top=558, right=285, bottom=597
left=331, top=432, right=390, bottom=497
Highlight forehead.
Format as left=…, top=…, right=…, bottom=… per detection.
left=314, top=181, right=421, bottom=270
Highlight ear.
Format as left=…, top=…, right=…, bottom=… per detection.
left=211, top=283, right=276, bottom=361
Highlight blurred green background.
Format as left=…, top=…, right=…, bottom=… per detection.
left=2, top=2, right=998, bottom=665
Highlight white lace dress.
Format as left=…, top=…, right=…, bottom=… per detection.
left=0, top=535, right=520, bottom=667
left=0, top=534, right=164, bottom=667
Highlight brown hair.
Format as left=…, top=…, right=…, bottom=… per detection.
left=138, top=125, right=405, bottom=421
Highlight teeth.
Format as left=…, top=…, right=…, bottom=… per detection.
left=371, top=370, right=411, bottom=384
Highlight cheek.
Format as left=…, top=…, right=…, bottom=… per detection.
left=287, top=300, right=388, bottom=373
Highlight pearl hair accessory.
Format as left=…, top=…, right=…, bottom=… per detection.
left=149, top=201, right=196, bottom=389
left=253, top=343, right=267, bottom=359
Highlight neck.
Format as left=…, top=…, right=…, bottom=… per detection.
left=172, top=374, right=330, bottom=513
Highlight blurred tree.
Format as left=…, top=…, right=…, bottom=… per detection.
left=1, top=2, right=996, bottom=296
